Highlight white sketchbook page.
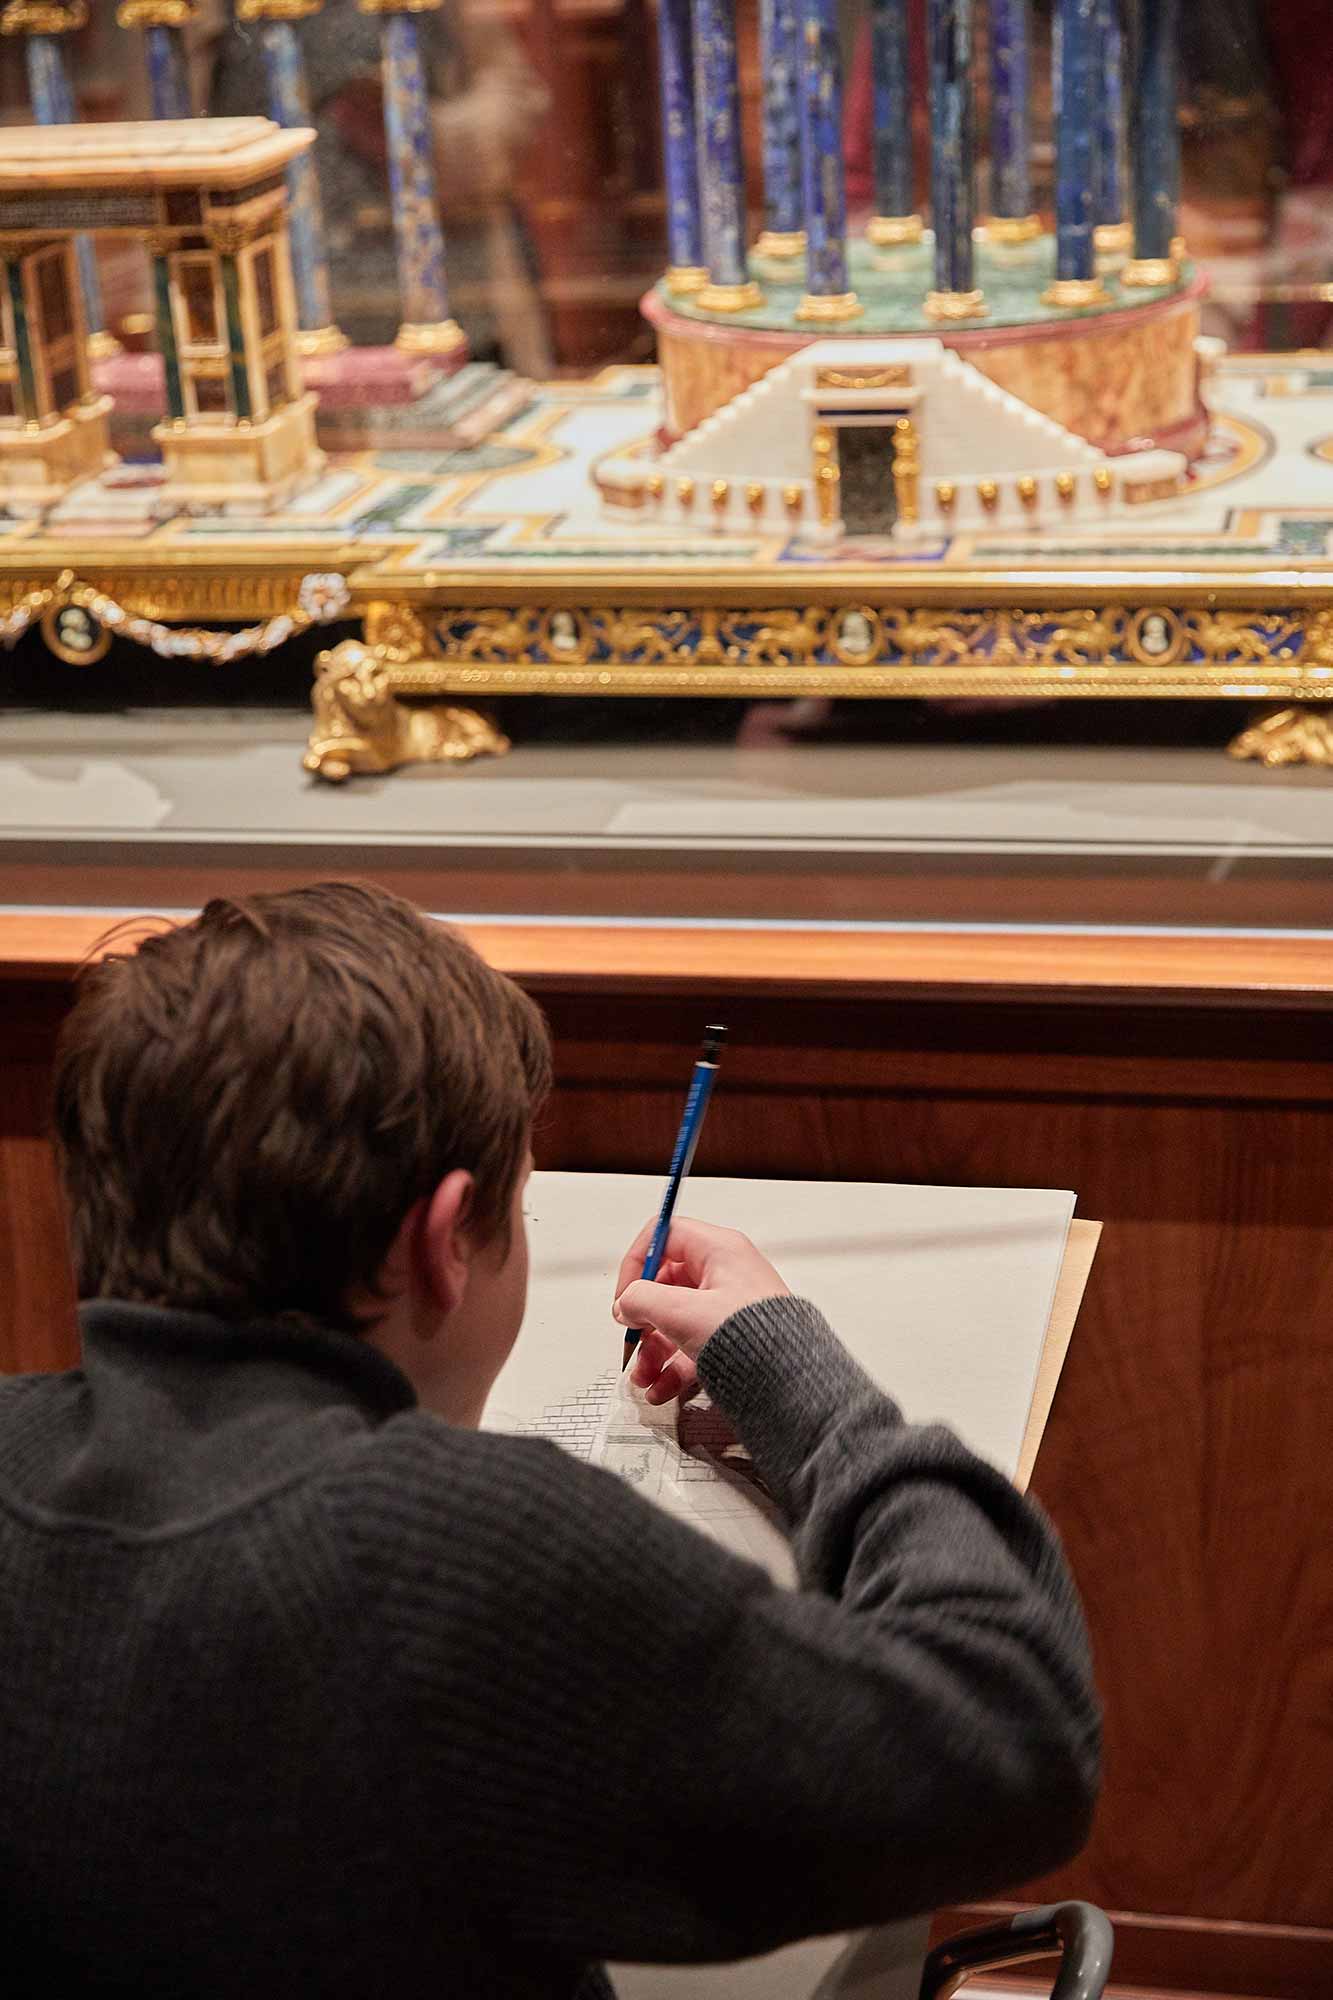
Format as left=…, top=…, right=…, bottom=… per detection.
left=486, top=1172, right=1074, bottom=1492
left=483, top=1172, right=1074, bottom=2000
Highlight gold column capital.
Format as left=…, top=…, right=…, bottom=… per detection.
left=116, top=0, right=197, bottom=25
left=208, top=217, right=262, bottom=256
left=237, top=0, right=323, bottom=15
left=0, top=1, right=88, bottom=33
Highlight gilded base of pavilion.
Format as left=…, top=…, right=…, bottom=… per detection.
left=153, top=394, right=324, bottom=515
left=0, top=398, right=114, bottom=513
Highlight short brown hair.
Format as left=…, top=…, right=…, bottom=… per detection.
left=54, top=883, right=552, bottom=1331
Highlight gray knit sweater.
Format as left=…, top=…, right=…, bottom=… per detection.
left=0, top=1295, right=1099, bottom=1998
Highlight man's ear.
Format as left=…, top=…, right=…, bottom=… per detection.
left=413, top=1169, right=476, bottom=1317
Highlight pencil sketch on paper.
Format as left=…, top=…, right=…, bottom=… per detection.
left=506, top=1370, right=795, bottom=1579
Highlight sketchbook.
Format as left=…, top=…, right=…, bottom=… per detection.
left=482, top=1172, right=1096, bottom=2000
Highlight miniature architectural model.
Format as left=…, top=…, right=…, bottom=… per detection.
left=598, top=0, right=1202, bottom=544
left=598, top=339, right=1186, bottom=542
left=0, top=118, right=324, bottom=513
left=0, top=222, right=112, bottom=508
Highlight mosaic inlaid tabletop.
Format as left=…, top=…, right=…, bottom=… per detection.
left=3, top=353, right=1332, bottom=582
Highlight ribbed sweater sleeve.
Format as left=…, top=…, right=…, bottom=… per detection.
left=326, top=1296, right=1100, bottom=1970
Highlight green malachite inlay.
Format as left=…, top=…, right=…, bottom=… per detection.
left=662, top=232, right=1189, bottom=332
left=4, top=260, right=39, bottom=421
left=219, top=256, right=252, bottom=422
left=151, top=255, right=186, bottom=421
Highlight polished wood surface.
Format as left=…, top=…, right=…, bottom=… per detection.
left=3, top=910, right=1332, bottom=1004
left=3, top=908, right=1332, bottom=1994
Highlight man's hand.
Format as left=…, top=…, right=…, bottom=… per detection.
left=612, top=1217, right=791, bottom=1405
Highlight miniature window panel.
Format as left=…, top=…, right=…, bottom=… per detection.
left=171, top=255, right=231, bottom=423
left=26, top=246, right=83, bottom=417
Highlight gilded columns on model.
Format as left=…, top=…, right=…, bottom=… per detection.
left=866, top=0, right=922, bottom=249
left=657, top=0, right=707, bottom=291
left=795, top=0, right=860, bottom=321
left=116, top=0, right=197, bottom=121
left=1122, top=0, right=1181, bottom=286
left=1043, top=0, right=1109, bottom=306
left=0, top=0, right=119, bottom=359
left=236, top=0, right=346, bottom=356
left=358, top=0, right=465, bottom=357
left=692, top=0, right=762, bottom=309
left=924, top=0, right=985, bottom=319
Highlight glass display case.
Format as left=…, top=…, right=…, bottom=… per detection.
left=0, top=0, right=1329, bottom=927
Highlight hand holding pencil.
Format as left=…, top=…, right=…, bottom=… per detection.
left=613, top=1217, right=791, bottom=1405
left=618, top=1024, right=726, bottom=1374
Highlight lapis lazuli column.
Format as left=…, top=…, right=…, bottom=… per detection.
left=2, top=3, right=118, bottom=358
left=794, top=0, right=859, bottom=317
left=238, top=0, right=346, bottom=353
left=867, top=0, right=921, bottom=246
left=1092, top=0, right=1128, bottom=249
left=986, top=0, right=1039, bottom=240
left=360, top=0, right=465, bottom=355
left=924, top=0, right=984, bottom=315
left=658, top=0, right=707, bottom=290
left=1043, top=0, right=1109, bottom=304
left=756, top=0, right=804, bottom=259
left=146, top=23, right=190, bottom=116
left=692, top=0, right=762, bottom=309
left=1123, top=0, right=1181, bottom=283
left=116, top=0, right=196, bottom=119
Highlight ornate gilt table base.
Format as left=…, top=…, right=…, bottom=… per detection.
left=7, top=356, right=1333, bottom=780
left=300, top=596, right=1333, bottom=781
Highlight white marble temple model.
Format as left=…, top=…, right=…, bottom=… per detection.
left=598, top=339, right=1188, bottom=544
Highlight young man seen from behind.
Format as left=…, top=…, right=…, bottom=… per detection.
left=0, top=883, right=1100, bottom=1998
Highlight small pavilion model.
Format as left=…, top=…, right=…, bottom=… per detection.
left=0, top=117, right=324, bottom=512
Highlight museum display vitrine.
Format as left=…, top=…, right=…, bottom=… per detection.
left=0, top=0, right=1329, bottom=785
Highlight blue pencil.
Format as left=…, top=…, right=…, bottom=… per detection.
left=621, top=1024, right=726, bottom=1371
